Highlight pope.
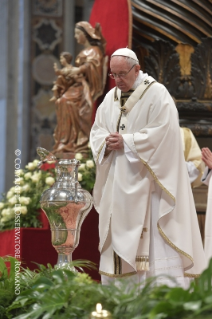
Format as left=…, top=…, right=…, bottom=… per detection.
left=90, top=48, right=206, bottom=288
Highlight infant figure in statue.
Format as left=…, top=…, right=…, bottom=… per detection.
left=51, top=52, right=82, bottom=102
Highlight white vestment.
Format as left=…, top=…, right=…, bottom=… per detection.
left=202, top=168, right=212, bottom=265
left=90, top=72, right=206, bottom=286
left=180, top=127, right=204, bottom=187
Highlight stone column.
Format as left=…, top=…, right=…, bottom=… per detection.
left=0, top=0, right=30, bottom=193
left=64, top=0, right=75, bottom=58
left=0, top=0, right=8, bottom=195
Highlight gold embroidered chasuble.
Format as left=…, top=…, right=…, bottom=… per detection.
left=90, top=78, right=206, bottom=278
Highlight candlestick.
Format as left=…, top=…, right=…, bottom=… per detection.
left=90, top=303, right=112, bottom=318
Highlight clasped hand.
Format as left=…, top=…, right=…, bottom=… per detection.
left=202, top=147, right=212, bottom=169
left=105, top=132, right=124, bottom=150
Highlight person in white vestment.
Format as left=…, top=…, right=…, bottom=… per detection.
left=180, top=127, right=204, bottom=188
left=90, top=48, right=206, bottom=289
left=201, top=147, right=212, bottom=265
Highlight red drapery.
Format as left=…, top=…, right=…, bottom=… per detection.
left=90, top=0, right=132, bottom=121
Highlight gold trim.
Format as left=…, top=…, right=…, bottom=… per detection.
left=99, top=270, right=137, bottom=278
left=116, top=110, right=122, bottom=132
left=136, top=256, right=149, bottom=271
left=184, top=272, right=200, bottom=278
left=99, top=215, right=112, bottom=254
left=136, top=256, right=149, bottom=262
left=183, top=127, right=192, bottom=160
left=114, top=87, right=118, bottom=101
left=96, top=141, right=106, bottom=162
left=132, top=1, right=201, bottom=43
left=141, top=227, right=148, bottom=238
left=114, top=251, right=122, bottom=275
left=140, top=159, right=175, bottom=201
left=139, top=81, right=156, bottom=99
left=158, top=222, right=193, bottom=263
left=121, top=90, right=134, bottom=97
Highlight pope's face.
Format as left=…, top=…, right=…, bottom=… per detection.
left=74, top=28, right=87, bottom=45
left=110, top=56, right=140, bottom=92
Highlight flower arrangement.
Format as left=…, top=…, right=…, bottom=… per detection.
left=0, top=150, right=96, bottom=231
left=0, top=159, right=56, bottom=231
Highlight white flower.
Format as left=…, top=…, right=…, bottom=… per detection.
left=45, top=177, right=55, bottom=186
left=8, top=196, right=18, bottom=205
left=15, top=169, right=23, bottom=176
left=22, top=184, right=30, bottom=192
left=87, top=142, right=91, bottom=148
left=1, top=217, right=8, bottom=223
left=24, top=172, right=32, bottom=180
left=14, top=177, right=24, bottom=185
left=78, top=163, right=86, bottom=171
left=0, top=202, right=4, bottom=209
left=75, top=153, right=83, bottom=160
left=31, top=172, right=41, bottom=183
left=78, top=173, right=82, bottom=182
left=19, top=197, right=31, bottom=205
left=1, top=209, right=8, bottom=217
left=86, top=160, right=94, bottom=168
left=1, top=208, right=14, bottom=218
left=33, top=159, right=39, bottom=166
left=6, top=191, right=14, bottom=199
left=19, top=206, right=28, bottom=215
left=14, top=185, right=22, bottom=194
left=26, top=162, right=36, bottom=170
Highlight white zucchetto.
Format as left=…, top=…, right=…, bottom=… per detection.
left=111, top=48, right=139, bottom=62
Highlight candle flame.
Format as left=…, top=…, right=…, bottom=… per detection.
left=96, top=303, right=102, bottom=313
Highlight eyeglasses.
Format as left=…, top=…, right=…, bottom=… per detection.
left=108, top=64, right=136, bottom=79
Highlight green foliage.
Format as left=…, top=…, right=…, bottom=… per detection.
left=1, top=257, right=212, bottom=319
left=0, top=256, right=19, bottom=318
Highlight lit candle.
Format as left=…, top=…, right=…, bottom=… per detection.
left=90, top=303, right=112, bottom=318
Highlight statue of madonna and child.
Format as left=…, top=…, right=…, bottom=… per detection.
left=51, top=21, right=108, bottom=157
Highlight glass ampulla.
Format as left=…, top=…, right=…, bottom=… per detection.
left=37, top=147, right=93, bottom=270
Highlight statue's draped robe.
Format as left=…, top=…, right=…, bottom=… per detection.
left=90, top=80, right=206, bottom=283
left=54, top=46, right=103, bottom=154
